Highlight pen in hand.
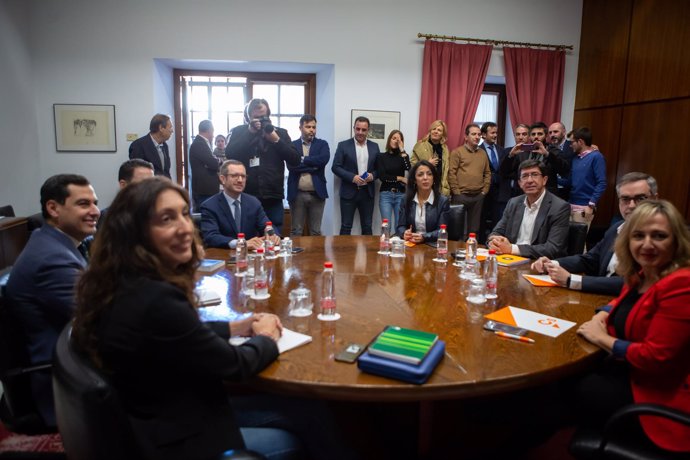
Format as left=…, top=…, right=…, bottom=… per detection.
left=494, top=331, right=535, bottom=344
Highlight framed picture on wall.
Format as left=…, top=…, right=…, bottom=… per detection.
left=53, top=104, right=117, bottom=152
left=350, top=109, right=401, bottom=152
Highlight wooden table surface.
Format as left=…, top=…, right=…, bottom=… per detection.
left=199, top=236, right=611, bottom=402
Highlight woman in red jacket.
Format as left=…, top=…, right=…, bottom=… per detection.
left=577, top=199, right=690, bottom=452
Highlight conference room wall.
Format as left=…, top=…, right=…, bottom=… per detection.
left=0, top=0, right=583, bottom=235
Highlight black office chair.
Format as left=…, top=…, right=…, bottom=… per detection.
left=568, top=222, right=588, bottom=256
left=0, top=267, right=55, bottom=436
left=26, top=213, right=44, bottom=232
left=447, top=204, right=466, bottom=241
left=0, top=205, right=15, bottom=217
left=53, top=327, right=266, bottom=460
left=569, top=403, right=690, bottom=460
left=192, top=212, right=203, bottom=232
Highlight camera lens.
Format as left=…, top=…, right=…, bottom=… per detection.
left=263, top=123, right=274, bottom=134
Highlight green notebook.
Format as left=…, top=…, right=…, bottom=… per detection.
left=367, top=326, right=439, bottom=365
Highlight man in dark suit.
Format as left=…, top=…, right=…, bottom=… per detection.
left=128, top=113, right=173, bottom=178
left=331, top=116, right=380, bottom=235
left=487, top=159, right=570, bottom=259
left=531, top=172, right=658, bottom=296
left=189, top=119, right=221, bottom=210
left=287, top=115, right=330, bottom=236
left=548, top=122, right=575, bottom=200
left=225, top=99, right=301, bottom=234
left=5, top=174, right=100, bottom=426
left=200, top=160, right=280, bottom=250
left=479, top=122, right=511, bottom=243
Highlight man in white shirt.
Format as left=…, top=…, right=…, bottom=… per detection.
left=487, top=159, right=570, bottom=259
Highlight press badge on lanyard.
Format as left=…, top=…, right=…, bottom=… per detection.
left=249, top=156, right=260, bottom=168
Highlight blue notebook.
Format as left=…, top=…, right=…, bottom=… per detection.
left=357, top=340, right=445, bottom=384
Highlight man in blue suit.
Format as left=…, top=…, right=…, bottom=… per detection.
left=531, top=172, right=658, bottom=296
left=331, top=116, right=380, bottom=235
left=200, top=160, right=280, bottom=250
left=479, top=122, right=511, bottom=243
left=287, top=115, right=330, bottom=236
left=128, top=113, right=173, bottom=178
left=6, top=174, right=100, bottom=426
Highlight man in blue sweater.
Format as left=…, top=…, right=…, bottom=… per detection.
left=568, top=126, right=607, bottom=227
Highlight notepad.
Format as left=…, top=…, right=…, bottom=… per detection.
left=496, top=254, right=530, bottom=267
left=485, top=306, right=576, bottom=338
left=228, top=327, right=312, bottom=354
left=196, top=288, right=222, bottom=306
left=368, top=326, right=438, bottom=365
left=522, top=274, right=559, bottom=287
left=197, top=259, right=225, bottom=274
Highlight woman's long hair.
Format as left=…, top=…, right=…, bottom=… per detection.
left=72, top=177, right=201, bottom=366
left=385, top=130, right=404, bottom=153
left=615, top=199, right=690, bottom=285
left=420, top=120, right=448, bottom=145
left=403, top=160, right=441, bottom=217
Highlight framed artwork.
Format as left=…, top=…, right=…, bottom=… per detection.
left=53, top=104, right=117, bottom=152
left=350, top=109, right=401, bottom=151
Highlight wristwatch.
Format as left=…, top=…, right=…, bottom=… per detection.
left=587, top=203, right=597, bottom=213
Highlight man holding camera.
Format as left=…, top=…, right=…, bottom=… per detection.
left=226, top=98, right=301, bottom=234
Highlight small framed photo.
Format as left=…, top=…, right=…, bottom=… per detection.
left=351, top=109, right=401, bottom=151
left=53, top=104, right=117, bottom=152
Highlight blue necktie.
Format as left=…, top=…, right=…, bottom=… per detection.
left=233, top=200, right=241, bottom=233
left=488, top=144, right=498, bottom=170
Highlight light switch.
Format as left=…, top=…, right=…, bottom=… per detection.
left=126, top=133, right=138, bottom=141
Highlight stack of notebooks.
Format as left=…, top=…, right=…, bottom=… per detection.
left=357, top=326, right=445, bottom=384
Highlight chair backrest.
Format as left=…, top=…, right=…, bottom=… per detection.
left=52, top=326, right=141, bottom=460
left=447, top=205, right=466, bottom=241
left=27, top=213, right=44, bottom=232
left=568, top=222, right=588, bottom=256
left=192, top=212, right=202, bottom=232
left=0, top=205, right=15, bottom=217
left=0, top=268, right=53, bottom=435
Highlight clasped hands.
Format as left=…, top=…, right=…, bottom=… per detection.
left=403, top=227, right=424, bottom=243
left=352, top=172, right=373, bottom=187
left=245, top=234, right=281, bottom=251
left=230, top=313, right=283, bottom=342
left=486, top=235, right=512, bottom=255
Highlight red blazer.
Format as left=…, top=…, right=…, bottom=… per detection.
left=607, top=267, right=690, bottom=452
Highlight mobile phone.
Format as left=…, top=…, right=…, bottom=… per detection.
left=334, top=343, right=366, bottom=363
left=483, top=320, right=528, bottom=337
left=521, top=143, right=535, bottom=152
left=292, top=247, right=304, bottom=254
left=360, top=171, right=369, bottom=180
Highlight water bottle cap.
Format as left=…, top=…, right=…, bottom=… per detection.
left=238, top=233, right=245, bottom=238
left=382, top=219, right=388, bottom=223
left=266, top=222, right=272, bottom=226
left=440, top=224, right=447, bottom=229
left=489, top=249, right=496, bottom=254
left=257, top=248, right=264, bottom=254
left=324, top=262, right=333, bottom=268
left=469, top=232, right=476, bottom=237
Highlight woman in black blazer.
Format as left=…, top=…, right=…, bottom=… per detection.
left=396, top=160, right=450, bottom=242
left=72, top=178, right=320, bottom=460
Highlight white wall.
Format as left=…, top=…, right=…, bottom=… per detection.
left=1, top=0, right=582, bottom=234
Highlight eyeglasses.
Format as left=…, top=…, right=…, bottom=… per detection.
left=618, top=194, right=649, bottom=205
left=519, top=172, right=543, bottom=181
left=226, top=173, right=247, bottom=180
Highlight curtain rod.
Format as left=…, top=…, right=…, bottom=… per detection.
left=417, top=33, right=573, bottom=51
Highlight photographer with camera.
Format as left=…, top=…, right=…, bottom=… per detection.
left=226, top=98, right=301, bottom=234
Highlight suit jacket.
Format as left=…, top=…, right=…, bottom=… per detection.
left=479, top=143, right=511, bottom=203
left=287, top=137, right=330, bottom=201
left=489, top=190, right=570, bottom=259
left=498, top=145, right=569, bottom=196
left=606, top=268, right=690, bottom=452
left=411, top=141, right=450, bottom=196
left=129, top=134, right=171, bottom=178
left=395, top=194, right=450, bottom=242
left=331, top=139, right=380, bottom=199
left=189, top=135, right=220, bottom=195
left=5, top=224, right=87, bottom=425
left=98, top=276, right=278, bottom=460
left=200, top=192, right=271, bottom=248
left=556, top=221, right=624, bottom=296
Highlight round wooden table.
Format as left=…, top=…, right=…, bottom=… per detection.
left=199, top=236, right=611, bottom=402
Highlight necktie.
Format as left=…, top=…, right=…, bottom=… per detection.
left=488, top=144, right=498, bottom=170
left=233, top=200, right=241, bottom=232
left=77, top=242, right=89, bottom=262
left=156, top=144, right=165, bottom=168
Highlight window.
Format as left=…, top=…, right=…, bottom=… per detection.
left=473, top=84, right=507, bottom=146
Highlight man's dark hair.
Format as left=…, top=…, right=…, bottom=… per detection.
left=149, top=114, right=171, bottom=133
left=529, top=121, right=548, bottom=133
left=480, top=122, right=497, bottom=134
left=300, top=114, right=317, bottom=126
left=465, top=123, right=480, bottom=135
left=198, top=119, right=213, bottom=133
left=518, top=159, right=547, bottom=177
left=353, top=116, right=370, bottom=127
left=243, top=98, right=271, bottom=123
left=118, top=159, right=154, bottom=183
left=40, top=174, right=90, bottom=219
left=572, top=126, right=593, bottom=146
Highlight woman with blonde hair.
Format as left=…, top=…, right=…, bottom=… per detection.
left=576, top=199, right=690, bottom=452
left=411, top=120, right=450, bottom=196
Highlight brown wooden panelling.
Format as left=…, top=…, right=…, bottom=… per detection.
left=573, top=107, right=623, bottom=227
left=619, top=99, right=690, bottom=215
left=625, top=0, right=690, bottom=103
left=575, top=0, right=632, bottom=110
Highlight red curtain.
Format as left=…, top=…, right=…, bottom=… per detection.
left=504, top=47, right=565, bottom=127
left=417, top=41, right=492, bottom=149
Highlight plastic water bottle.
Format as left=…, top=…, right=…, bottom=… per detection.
left=461, top=232, right=478, bottom=280
left=436, top=224, right=448, bottom=261
left=264, top=221, right=276, bottom=259
left=319, top=262, right=338, bottom=319
left=484, top=249, right=498, bottom=299
left=253, top=248, right=268, bottom=298
left=235, top=233, right=248, bottom=276
left=379, top=219, right=391, bottom=254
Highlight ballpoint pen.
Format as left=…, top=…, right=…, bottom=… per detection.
left=494, top=330, right=535, bottom=344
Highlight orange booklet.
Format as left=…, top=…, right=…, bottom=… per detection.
left=522, top=274, right=559, bottom=287
left=496, top=254, right=530, bottom=267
